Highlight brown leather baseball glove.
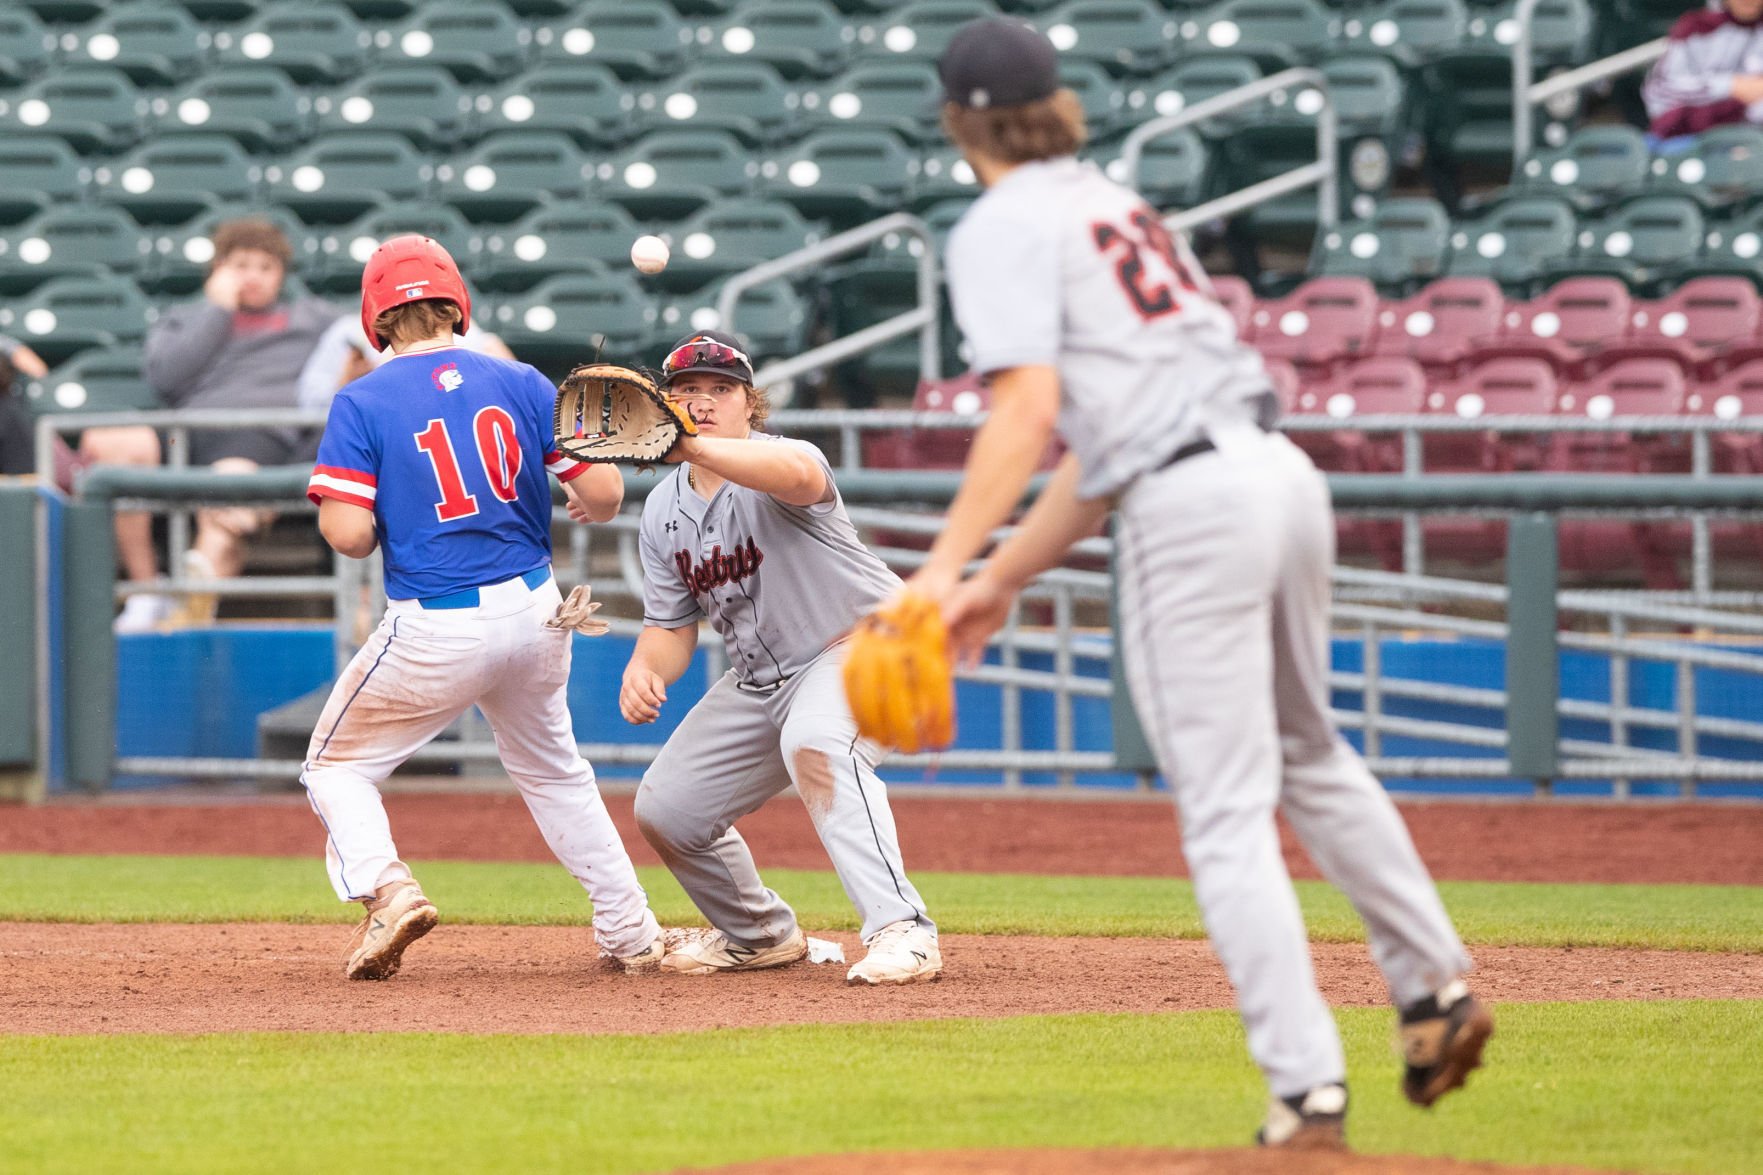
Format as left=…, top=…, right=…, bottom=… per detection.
left=555, top=363, right=697, bottom=465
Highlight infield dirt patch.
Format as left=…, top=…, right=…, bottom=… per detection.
left=5, top=922, right=1760, bottom=1036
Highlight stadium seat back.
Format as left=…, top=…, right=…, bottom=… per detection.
left=668, top=197, right=823, bottom=280
left=537, top=1, right=689, bottom=78
left=67, top=1, right=206, bottom=86
left=1247, top=276, right=1379, bottom=370
left=1113, top=125, right=1212, bottom=210
left=1132, top=55, right=1262, bottom=132
left=1558, top=195, right=1703, bottom=290
left=1631, top=277, right=1762, bottom=368
left=647, top=62, right=800, bottom=143
left=1514, top=124, right=1649, bottom=209
left=1039, top=0, right=1181, bottom=76
left=708, top=0, right=854, bottom=78
left=1339, top=0, right=1466, bottom=61
left=1497, top=276, right=1632, bottom=367
left=806, top=61, right=941, bottom=140
left=0, top=272, right=154, bottom=364
left=601, top=129, right=757, bottom=216
left=98, top=134, right=258, bottom=224
left=0, top=68, right=146, bottom=155
left=1648, top=124, right=1763, bottom=210
left=314, top=67, right=471, bottom=149
left=481, top=201, right=644, bottom=287
left=165, top=68, right=310, bottom=153
left=382, top=1, right=530, bottom=82
left=1312, top=197, right=1450, bottom=292
left=1179, top=0, right=1339, bottom=69
left=1058, top=60, right=1133, bottom=137
left=267, top=133, right=430, bottom=224
left=493, top=269, right=659, bottom=359
left=661, top=277, right=811, bottom=363
left=1371, top=275, right=1504, bottom=372
left=485, top=63, right=635, bottom=145
left=763, top=128, right=916, bottom=219
left=1564, top=357, right=1686, bottom=419
left=29, top=343, right=155, bottom=415
left=318, top=205, right=481, bottom=292
left=213, top=6, right=373, bottom=84
left=869, top=0, right=997, bottom=63
left=1444, top=195, right=1577, bottom=292
left=437, top=132, right=593, bottom=222
left=1464, top=0, right=1593, bottom=62
left=0, top=205, right=149, bottom=293
left=0, top=7, right=54, bottom=86
left=1701, top=360, right=1763, bottom=474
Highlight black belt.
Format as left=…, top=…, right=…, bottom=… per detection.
left=1158, top=437, right=1217, bottom=470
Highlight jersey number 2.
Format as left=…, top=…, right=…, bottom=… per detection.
left=414, top=408, right=521, bottom=523
left=1091, top=210, right=1196, bottom=322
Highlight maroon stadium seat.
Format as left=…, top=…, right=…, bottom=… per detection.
left=1480, top=276, right=1631, bottom=377
left=1245, top=277, right=1380, bottom=374
left=1211, top=273, right=1255, bottom=339
left=1370, top=277, right=1505, bottom=376
left=1697, top=361, right=1763, bottom=575
left=1317, top=356, right=1429, bottom=569
left=1616, top=277, right=1763, bottom=378
left=860, top=371, right=986, bottom=470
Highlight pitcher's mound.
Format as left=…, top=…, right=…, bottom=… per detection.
left=687, top=1149, right=1610, bottom=1174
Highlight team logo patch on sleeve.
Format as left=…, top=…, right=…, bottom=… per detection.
left=432, top=363, right=464, bottom=393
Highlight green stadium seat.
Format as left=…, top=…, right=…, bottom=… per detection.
left=492, top=268, right=660, bottom=367
left=641, top=62, right=800, bottom=144
left=28, top=344, right=156, bottom=415
left=1603, top=0, right=1681, bottom=53
left=479, top=200, right=647, bottom=289
left=17, top=1, right=105, bottom=20
left=804, top=61, right=942, bottom=140
left=0, top=8, right=55, bottom=87
left=315, top=205, right=482, bottom=294
left=144, top=206, right=316, bottom=295
left=160, top=68, right=311, bottom=154
left=707, top=0, right=856, bottom=80
left=1059, top=59, right=1132, bottom=139
left=1550, top=195, right=1704, bottom=292
left=65, top=2, right=207, bottom=88
left=1648, top=126, right=1763, bottom=212
left=662, top=198, right=825, bottom=289
left=1312, top=197, right=1451, bottom=293
left=1338, top=0, right=1467, bottom=66
left=340, top=0, right=421, bottom=19
left=1039, top=0, right=1181, bottom=77
left=1445, top=195, right=1578, bottom=293
left=1462, top=0, right=1594, bottom=60
left=313, top=67, right=472, bottom=150
left=1512, top=124, right=1650, bottom=211
left=173, top=1, right=263, bottom=20
left=536, top=1, right=692, bottom=80
left=0, top=205, right=150, bottom=296
left=0, top=137, right=89, bottom=226
left=660, top=278, right=812, bottom=364
left=0, top=68, right=146, bottom=156
left=436, top=132, right=594, bottom=223
left=1700, top=206, right=1763, bottom=289
left=1101, top=125, right=1212, bottom=210
left=676, top=0, right=743, bottom=16
left=1178, top=0, right=1340, bottom=71
left=0, top=273, right=154, bottom=365
left=377, top=1, right=532, bottom=83
left=502, top=0, right=576, bottom=15
left=479, top=63, right=637, bottom=147
left=96, top=135, right=259, bottom=225
left=598, top=129, right=759, bottom=219
left=912, top=144, right=981, bottom=207
left=213, top=6, right=374, bottom=85
left=1128, top=55, right=1262, bottom=134
left=265, top=133, right=429, bottom=225
left=869, top=0, right=996, bottom=62
left=760, top=128, right=917, bottom=222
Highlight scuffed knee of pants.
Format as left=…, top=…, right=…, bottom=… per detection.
left=634, top=781, right=705, bottom=854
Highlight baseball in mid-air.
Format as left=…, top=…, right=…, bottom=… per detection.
left=631, top=235, right=670, bottom=275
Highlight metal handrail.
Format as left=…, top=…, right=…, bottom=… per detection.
left=1119, top=67, right=1339, bottom=235
left=715, top=211, right=940, bottom=397
left=1511, top=0, right=1668, bottom=166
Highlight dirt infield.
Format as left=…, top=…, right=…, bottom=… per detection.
left=5, top=921, right=1760, bottom=1036
left=688, top=1150, right=1615, bottom=1175
left=10, top=791, right=1763, bottom=885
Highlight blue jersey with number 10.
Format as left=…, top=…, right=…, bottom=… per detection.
left=306, top=347, right=589, bottom=600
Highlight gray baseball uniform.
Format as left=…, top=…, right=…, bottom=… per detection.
left=946, top=157, right=1472, bottom=1099
left=631, top=434, right=934, bottom=947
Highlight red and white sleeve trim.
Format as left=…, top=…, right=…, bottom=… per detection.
left=307, top=465, right=378, bottom=509
left=545, top=449, right=592, bottom=483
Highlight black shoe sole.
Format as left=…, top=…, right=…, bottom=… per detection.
left=1405, top=1001, right=1495, bottom=1108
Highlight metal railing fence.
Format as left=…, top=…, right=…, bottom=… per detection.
left=1512, top=0, right=1668, bottom=166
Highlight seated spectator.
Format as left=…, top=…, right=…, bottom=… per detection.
left=0, top=336, right=50, bottom=478
left=1643, top=0, right=1763, bottom=140
left=91, top=218, right=338, bottom=631
left=295, top=311, right=515, bottom=414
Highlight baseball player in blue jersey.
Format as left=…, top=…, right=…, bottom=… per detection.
left=615, top=330, right=941, bottom=985
left=911, top=19, right=1493, bottom=1149
left=303, top=235, right=666, bottom=981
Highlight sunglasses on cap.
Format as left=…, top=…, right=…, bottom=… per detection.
left=662, top=338, right=754, bottom=381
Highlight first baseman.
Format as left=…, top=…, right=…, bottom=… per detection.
left=613, top=330, right=941, bottom=985
left=302, top=235, right=666, bottom=980
left=912, top=19, right=1492, bottom=1148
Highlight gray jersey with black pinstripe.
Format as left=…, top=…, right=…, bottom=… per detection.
left=637, top=434, right=900, bottom=688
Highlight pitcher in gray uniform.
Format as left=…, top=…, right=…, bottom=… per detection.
left=910, top=18, right=1493, bottom=1149
left=614, top=330, right=942, bottom=985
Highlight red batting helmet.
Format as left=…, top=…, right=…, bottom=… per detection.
left=359, top=234, right=472, bottom=351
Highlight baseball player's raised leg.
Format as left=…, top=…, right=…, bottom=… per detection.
left=633, top=673, right=802, bottom=958
left=476, top=590, right=660, bottom=958
left=1264, top=435, right=1489, bottom=1105
left=1115, top=443, right=1345, bottom=1101
left=302, top=608, right=488, bottom=902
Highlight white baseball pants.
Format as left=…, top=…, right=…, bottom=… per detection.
left=300, top=572, right=660, bottom=957
left=1114, top=421, right=1472, bottom=1099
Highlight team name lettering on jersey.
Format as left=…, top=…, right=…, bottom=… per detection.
left=675, top=539, right=764, bottom=595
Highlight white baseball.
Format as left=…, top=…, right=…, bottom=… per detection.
left=630, top=235, right=670, bottom=275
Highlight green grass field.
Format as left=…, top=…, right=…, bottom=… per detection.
left=2, top=853, right=1760, bottom=952
left=3, top=852, right=1760, bottom=1174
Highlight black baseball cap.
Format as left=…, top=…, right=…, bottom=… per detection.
left=938, top=17, right=1060, bottom=111
left=661, top=329, right=755, bottom=385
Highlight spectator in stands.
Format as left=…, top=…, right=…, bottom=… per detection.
left=0, top=336, right=49, bottom=479
left=94, top=218, right=337, bottom=631
left=295, top=312, right=515, bottom=414
left=1643, top=0, right=1763, bottom=140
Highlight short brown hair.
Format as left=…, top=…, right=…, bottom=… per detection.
left=372, top=300, right=463, bottom=350
left=210, top=217, right=294, bottom=268
left=745, top=383, right=772, bottom=430
left=941, top=88, right=1088, bottom=166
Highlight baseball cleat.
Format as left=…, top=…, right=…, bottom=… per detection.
left=660, top=926, right=808, bottom=975
left=604, top=927, right=695, bottom=975
left=846, top=920, right=942, bottom=986
left=1400, top=979, right=1495, bottom=1108
left=1256, top=1083, right=1348, bottom=1150
left=344, top=879, right=438, bottom=981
